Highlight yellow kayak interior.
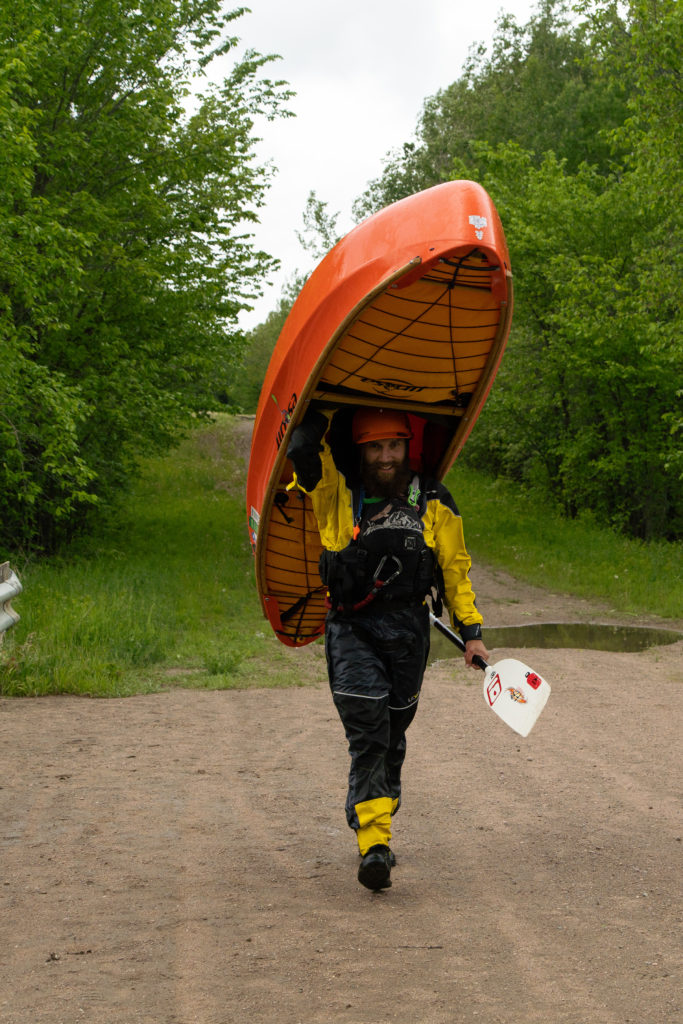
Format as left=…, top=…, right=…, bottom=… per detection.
left=260, top=246, right=512, bottom=646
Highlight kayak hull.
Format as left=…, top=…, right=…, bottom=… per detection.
left=246, top=181, right=513, bottom=646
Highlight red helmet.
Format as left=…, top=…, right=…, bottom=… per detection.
left=352, top=407, right=413, bottom=445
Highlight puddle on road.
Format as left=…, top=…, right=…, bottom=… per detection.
left=429, top=622, right=683, bottom=662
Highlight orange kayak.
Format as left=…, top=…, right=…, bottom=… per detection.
left=246, top=180, right=513, bottom=647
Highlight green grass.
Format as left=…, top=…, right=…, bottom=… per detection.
left=446, top=464, right=683, bottom=621
left=1, top=416, right=679, bottom=697
left=0, top=415, right=326, bottom=697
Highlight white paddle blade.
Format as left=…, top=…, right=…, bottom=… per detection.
left=483, top=658, right=551, bottom=737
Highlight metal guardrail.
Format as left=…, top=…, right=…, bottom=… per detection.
left=0, top=561, right=22, bottom=641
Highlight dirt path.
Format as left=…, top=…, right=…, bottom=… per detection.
left=2, top=415, right=682, bottom=1023
left=1, top=552, right=682, bottom=1024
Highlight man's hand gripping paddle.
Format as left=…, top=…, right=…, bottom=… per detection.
left=429, top=613, right=551, bottom=737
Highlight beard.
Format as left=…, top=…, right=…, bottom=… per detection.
left=361, top=455, right=412, bottom=498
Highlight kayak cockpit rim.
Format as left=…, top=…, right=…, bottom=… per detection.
left=254, top=257, right=422, bottom=599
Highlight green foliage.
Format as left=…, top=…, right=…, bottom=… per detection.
left=0, top=416, right=324, bottom=697
left=0, top=0, right=292, bottom=555
left=229, top=189, right=343, bottom=414
left=458, top=0, right=682, bottom=541
left=447, top=463, right=682, bottom=620
left=0, top=356, right=97, bottom=546
left=454, top=144, right=680, bottom=539
left=609, top=0, right=683, bottom=485
left=351, top=0, right=681, bottom=541
left=296, top=190, right=342, bottom=259
left=226, top=277, right=302, bottom=413
left=230, top=184, right=344, bottom=413
left=354, top=0, right=633, bottom=219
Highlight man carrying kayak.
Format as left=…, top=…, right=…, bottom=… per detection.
left=287, top=405, right=489, bottom=891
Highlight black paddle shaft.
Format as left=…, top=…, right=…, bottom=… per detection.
left=429, top=613, right=488, bottom=672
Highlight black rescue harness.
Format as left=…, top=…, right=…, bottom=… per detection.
left=319, top=476, right=436, bottom=615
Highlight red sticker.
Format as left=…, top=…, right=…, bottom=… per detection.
left=525, top=671, right=542, bottom=690
left=487, top=674, right=502, bottom=706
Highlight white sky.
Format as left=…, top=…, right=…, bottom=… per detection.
left=220, top=0, right=539, bottom=328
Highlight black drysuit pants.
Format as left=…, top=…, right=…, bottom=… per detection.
left=325, top=603, right=430, bottom=855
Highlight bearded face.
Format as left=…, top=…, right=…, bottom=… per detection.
left=360, top=438, right=412, bottom=497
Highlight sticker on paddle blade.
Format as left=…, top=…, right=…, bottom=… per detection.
left=483, top=659, right=551, bottom=737
left=485, top=673, right=502, bottom=706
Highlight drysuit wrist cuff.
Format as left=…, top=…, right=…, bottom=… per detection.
left=459, top=623, right=483, bottom=643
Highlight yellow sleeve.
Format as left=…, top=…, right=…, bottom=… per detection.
left=424, top=496, right=483, bottom=631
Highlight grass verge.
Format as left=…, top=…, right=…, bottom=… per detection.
left=446, top=464, right=682, bottom=621
left=0, top=415, right=325, bottom=697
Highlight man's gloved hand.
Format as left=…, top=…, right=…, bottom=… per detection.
left=292, top=409, right=329, bottom=449
left=286, top=409, right=330, bottom=490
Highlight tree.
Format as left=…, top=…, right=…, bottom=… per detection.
left=454, top=1, right=683, bottom=542
left=350, top=0, right=681, bottom=541
left=225, top=278, right=302, bottom=414
left=296, top=191, right=341, bottom=260
left=0, top=0, right=292, bottom=554
left=602, top=0, right=683, bottom=492
left=459, top=143, right=681, bottom=539
left=229, top=191, right=341, bottom=414
left=354, top=0, right=634, bottom=220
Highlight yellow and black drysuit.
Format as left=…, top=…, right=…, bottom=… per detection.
left=287, top=410, right=483, bottom=856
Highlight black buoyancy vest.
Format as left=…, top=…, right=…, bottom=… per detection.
left=319, top=478, right=435, bottom=614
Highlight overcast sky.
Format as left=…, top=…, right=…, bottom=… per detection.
left=221, top=0, right=538, bottom=328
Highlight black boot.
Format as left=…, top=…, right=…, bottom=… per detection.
left=358, top=844, right=392, bottom=891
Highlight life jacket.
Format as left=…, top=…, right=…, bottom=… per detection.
left=319, top=476, right=436, bottom=615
